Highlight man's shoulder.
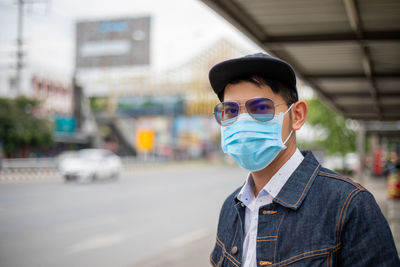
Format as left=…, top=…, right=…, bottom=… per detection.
left=317, top=167, right=363, bottom=188
left=220, top=186, right=243, bottom=212
left=314, top=167, right=367, bottom=197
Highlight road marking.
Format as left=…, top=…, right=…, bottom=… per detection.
left=68, top=233, right=125, bottom=254
left=169, top=228, right=208, bottom=248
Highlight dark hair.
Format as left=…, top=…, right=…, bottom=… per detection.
left=221, top=75, right=298, bottom=105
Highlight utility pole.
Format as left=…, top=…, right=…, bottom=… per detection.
left=15, top=0, right=24, bottom=95
left=13, top=0, right=49, bottom=95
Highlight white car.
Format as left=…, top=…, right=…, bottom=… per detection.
left=58, top=149, right=122, bottom=182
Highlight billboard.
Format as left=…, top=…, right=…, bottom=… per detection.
left=54, top=115, right=76, bottom=134
left=117, top=95, right=184, bottom=116
left=76, top=17, right=150, bottom=68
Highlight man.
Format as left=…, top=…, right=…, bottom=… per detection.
left=209, top=53, right=399, bottom=266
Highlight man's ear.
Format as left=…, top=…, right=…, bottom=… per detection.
left=291, top=100, right=307, bottom=131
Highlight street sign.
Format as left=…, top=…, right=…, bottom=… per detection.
left=136, top=128, right=155, bottom=153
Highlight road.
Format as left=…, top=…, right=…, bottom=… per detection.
left=0, top=162, right=247, bottom=267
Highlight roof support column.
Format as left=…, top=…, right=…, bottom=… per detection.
left=357, top=121, right=366, bottom=183
left=343, top=0, right=382, bottom=119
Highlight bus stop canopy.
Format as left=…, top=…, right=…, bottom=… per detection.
left=201, top=0, right=400, bottom=121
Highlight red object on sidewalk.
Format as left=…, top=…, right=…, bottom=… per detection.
left=374, top=147, right=383, bottom=176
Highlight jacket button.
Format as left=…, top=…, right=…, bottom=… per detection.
left=231, top=246, right=238, bottom=254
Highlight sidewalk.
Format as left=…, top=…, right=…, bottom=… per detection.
left=134, top=173, right=399, bottom=267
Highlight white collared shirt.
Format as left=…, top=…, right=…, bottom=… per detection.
left=237, top=149, right=304, bottom=267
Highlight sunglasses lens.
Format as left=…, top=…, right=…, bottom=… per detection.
left=214, top=102, right=239, bottom=126
left=246, top=98, right=275, bottom=122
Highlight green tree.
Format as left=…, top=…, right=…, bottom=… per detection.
left=305, top=97, right=356, bottom=156
left=0, top=96, right=54, bottom=157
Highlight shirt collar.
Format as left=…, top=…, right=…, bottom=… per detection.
left=264, top=148, right=304, bottom=198
left=237, top=148, right=304, bottom=205
left=237, top=173, right=255, bottom=207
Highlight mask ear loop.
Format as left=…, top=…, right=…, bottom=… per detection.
left=282, top=104, right=294, bottom=145
left=283, top=130, right=293, bottom=145
left=283, top=104, right=294, bottom=115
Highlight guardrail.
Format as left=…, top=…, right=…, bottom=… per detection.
left=0, top=158, right=60, bottom=182
left=2, top=157, right=57, bottom=168
left=0, top=156, right=170, bottom=182
left=0, top=155, right=223, bottom=183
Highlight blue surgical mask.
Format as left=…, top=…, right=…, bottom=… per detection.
left=221, top=105, right=293, bottom=171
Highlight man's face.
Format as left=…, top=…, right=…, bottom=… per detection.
left=223, top=81, right=292, bottom=143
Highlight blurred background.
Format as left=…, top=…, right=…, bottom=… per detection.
left=0, top=0, right=399, bottom=266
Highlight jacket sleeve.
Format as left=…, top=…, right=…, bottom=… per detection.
left=337, top=190, right=400, bottom=266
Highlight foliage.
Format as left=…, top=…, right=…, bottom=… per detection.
left=89, top=97, right=107, bottom=112
left=306, top=98, right=356, bottom=156
left=0, top=96, right=54, bottom=157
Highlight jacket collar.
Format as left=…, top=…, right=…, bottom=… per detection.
left=273, top=150, right=320, bottom=210
left=234, top=150, right=320, bottom=210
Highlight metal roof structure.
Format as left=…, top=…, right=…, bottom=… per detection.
left=201, top=0, right=400, bottom=121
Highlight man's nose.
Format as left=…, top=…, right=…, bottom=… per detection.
left=238, top=104, right=247, bottom=115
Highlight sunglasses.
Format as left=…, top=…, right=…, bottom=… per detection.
left=214, top=97, right=286, bottom=126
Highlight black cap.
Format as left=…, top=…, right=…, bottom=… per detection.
left=209, top=53, right=298, bottom=101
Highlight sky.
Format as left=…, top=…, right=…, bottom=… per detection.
left=0, top=0, right=261, bottom=95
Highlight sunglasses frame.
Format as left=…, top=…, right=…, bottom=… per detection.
left=213, top=97, right=286, bottom=126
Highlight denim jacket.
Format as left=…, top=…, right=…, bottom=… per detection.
left=210, top=151, right=400, bottom=267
